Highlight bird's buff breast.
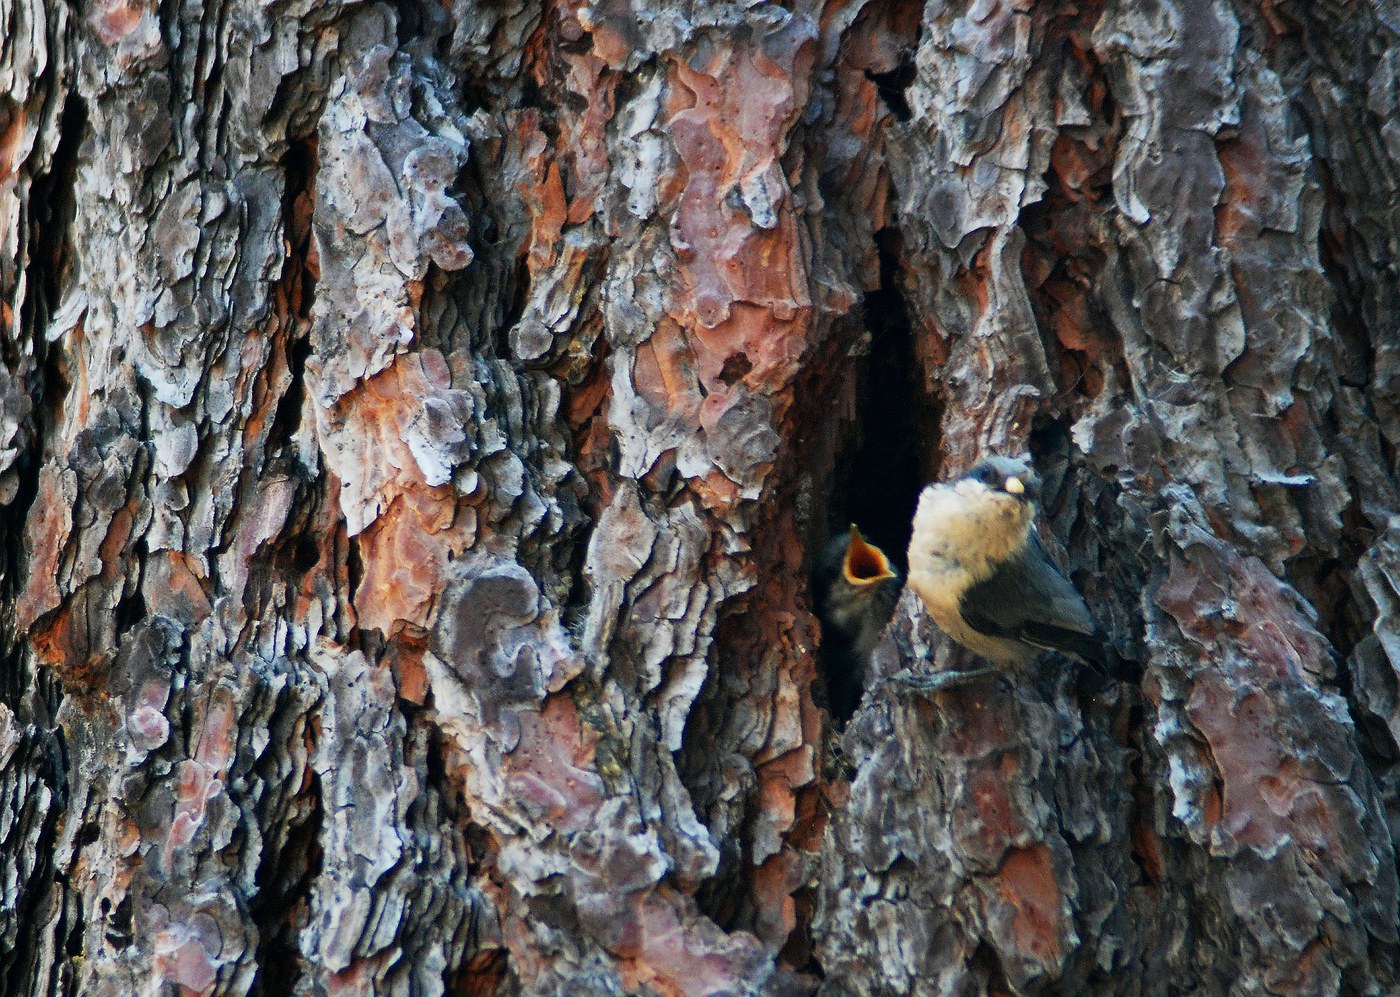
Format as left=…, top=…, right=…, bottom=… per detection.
left=908, top=480, right=1031, bottom=576
left=905, top=480, right=1035, bottom=666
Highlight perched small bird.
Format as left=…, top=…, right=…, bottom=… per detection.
left=811, top=525, right=902, bottom=724
left=906, top=456, right=1114, bottom=682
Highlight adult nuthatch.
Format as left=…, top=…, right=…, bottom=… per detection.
left=811, top=525, right=902, bottom=724
left=906, top=456, right=1113, bottom=681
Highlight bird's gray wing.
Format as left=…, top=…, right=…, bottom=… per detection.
left=959, top=531, right=1110, bottom=669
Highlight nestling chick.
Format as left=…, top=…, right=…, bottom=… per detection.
left=906, top=456, right=1113, bottom=680
left=812, top=525, right=902, bottom=724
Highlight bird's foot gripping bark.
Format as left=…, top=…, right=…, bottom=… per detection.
left=889, top=665, right=1001, bottom=693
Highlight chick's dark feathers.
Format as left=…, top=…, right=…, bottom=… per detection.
left=812, top=528, right=901, bottom=724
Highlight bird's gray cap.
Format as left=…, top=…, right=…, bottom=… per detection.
left=959, top=455, right=1041, bottom=502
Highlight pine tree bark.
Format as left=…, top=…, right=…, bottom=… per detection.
left=2, top=0, right=1398, bottom=994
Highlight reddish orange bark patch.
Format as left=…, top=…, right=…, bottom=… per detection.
left=387, top=633, right=429, bottom=705
left=89, top=0, right=147, bottom=44
left=1214, top=108, right=1270, bottom=249
left=15, top=464, right=70, bottom=632
left=750, top=850, right=801, bottom=947
left=0, top=103, right=24, bottom=183
left=355, top=489, right=458, bottom=633
left=691, top=469, right=743, bottom=511
left=662, top=33, right=816, bottom=405
left=1200, top=775, right=1223, bottom=832
left=517, top=122, right=567, bottom=275
left=994, top=845, right=1065, bottom=966
left=951, top=238, right=995, bottom=317
left=326, top=952, right=396, bottom=997
left=1018, top=1, right=1120, bottom=403
left=1228, top=557, right=1331, bottom=679
left=787, top=769, right=828, bottom=852
left=143, top=551, right=212, bottom=625
left=1284, top=939, right=1337, bottom=995
left=1185, top=673, right=1334, bottom=853
left=153, top=927, right=218, bottom=991
left=458, top=949, right=510, bottom=997
left=633, top=319, right=703, bottom=413
left=617, top=886, right=763, bottom=997
left=965, top=755, right=1023, bottom=855
left=941, top=694, right=1016, bottom=761
left=558, top=51, right=616, bottom=224
left=1130, top=817, right=1164, bottom=883
left=97, top=503, right=137, bottom=582
left=505, top=697, right=604, bottom=833
left=325, top=357, right=473, bottom=634
left=29, top=607, right=105, bottom=688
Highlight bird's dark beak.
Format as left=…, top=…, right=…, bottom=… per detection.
left=843, top=525, right=897, bottom=586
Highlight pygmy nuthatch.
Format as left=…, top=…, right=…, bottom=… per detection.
left=906, top=456, right=1113, bottom=680
left=812, top=525, right=902, bottom=723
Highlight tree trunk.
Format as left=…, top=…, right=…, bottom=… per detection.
left=2, top=0, right=1398, bottom=993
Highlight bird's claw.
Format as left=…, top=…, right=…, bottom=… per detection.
left=891, top=666, right=1000, bottom=692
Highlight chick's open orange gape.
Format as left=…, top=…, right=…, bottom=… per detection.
left=811, top=525, right=901, bottom=723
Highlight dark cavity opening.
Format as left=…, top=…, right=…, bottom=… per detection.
left=807, top=226, right=931, bottom=732
left=833, top=226, right=926, bottom=570
left=866, top=56, right=916, bottom=123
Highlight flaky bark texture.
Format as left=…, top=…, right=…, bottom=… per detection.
left=3, top=0, right=1399, bottom=993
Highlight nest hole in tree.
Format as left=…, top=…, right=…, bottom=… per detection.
left=804, top=226, right=934, bottom=731
left=823, top=226, right=929, bottom=570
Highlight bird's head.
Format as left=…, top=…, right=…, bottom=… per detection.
left=921, top=455, right=1040, bottom=559
left=843, top=524, right=898, bottom=587
left=907, top=455, right=1042, bottom=588
left=960, top=455, right=1042, bottom=508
